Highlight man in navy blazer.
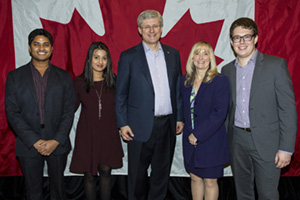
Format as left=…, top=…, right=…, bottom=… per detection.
left=222, top=18, right=297, bottom=200
left=5, top=29, right=75, bottom=200
left=115, top=10, right=183, bottom=200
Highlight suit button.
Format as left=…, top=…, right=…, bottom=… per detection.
left=194, top=114, right=197, bottom=117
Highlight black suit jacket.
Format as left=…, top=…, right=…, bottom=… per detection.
left=5, top=62, right=75, bottom=157
left=115, top=42, right=183, bottom=142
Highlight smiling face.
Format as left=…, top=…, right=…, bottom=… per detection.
left=193, top=48, right=211, bottom=72
left=138, top=17, right=162, bottom=47
left=91, top=49, right=108, bottom=76
left=230, top=26, right=258, bottom=61
left=28, top=35, right=53, bottom=63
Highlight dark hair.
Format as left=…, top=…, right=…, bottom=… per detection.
left=80, top=42, right=116, bottom=92
left=28, top=29, right=53, bottom=46
left=229, top=17, right=258, bottom=38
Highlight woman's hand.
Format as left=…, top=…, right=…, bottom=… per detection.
left=189, top=133, right=198, bottom=146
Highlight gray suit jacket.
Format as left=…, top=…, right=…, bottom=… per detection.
left=222, top=51, right=297, bottom=161
left=5, top=62, right=76, bottom=157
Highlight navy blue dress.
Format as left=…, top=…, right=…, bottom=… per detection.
left=180, top=74, right=230, bottom=178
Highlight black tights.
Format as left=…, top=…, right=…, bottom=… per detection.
left=84, top=165, right=112, bottom=200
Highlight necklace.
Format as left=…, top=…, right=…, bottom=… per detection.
left=94, top=81, right=104, bottom=120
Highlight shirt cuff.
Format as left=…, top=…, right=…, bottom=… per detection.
left=279, top=150, right=293, bottom=155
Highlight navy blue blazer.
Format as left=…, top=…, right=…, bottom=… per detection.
left=180, top=74, right=230, bottom=168
left=5, top=62, right=75, bottom=157
left=115, top=42, right=183, bottom=142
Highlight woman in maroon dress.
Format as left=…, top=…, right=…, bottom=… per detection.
left=70, top=42, right=123, bottom=200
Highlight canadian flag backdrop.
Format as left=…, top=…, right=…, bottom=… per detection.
left=0, top=0, right=299, bottom=176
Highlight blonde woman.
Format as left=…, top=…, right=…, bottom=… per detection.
left=181, top=41, right=230, bottom=200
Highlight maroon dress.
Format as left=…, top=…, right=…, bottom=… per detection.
left=70, top=77, right=123, bottom=175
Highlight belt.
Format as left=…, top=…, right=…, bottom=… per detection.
left=154, top=114, right=171, bottom=119
left=235, top=126, right=251, bottom=132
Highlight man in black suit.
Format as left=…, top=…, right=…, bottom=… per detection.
left=5, top=29, right=75, bottom=200
left=115, top=10, right=183, bottom=200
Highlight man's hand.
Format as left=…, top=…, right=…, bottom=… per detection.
left=120, top=125, right=134, bottom=141
left=38, top=140, right=59, bottom=156
left=275, top=151, right=292, bottom=168
left=176, top=121, right=184, bottom=134
left=33, top=139, right=46, bottom=153
left=188, top=133, right=197, bottom=146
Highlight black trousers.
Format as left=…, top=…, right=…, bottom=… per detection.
left=127, top=115, right=176, bottom=200
left=18, top=152, right=68, bottom=200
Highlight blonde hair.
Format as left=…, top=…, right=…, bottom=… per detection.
left=184, top=41, right=218, bottom=87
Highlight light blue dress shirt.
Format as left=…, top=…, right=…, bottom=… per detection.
left=142, top=41, right=172, bottom=116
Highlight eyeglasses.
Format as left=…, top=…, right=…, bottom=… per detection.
left=231, top=34, right=256, bottom=43
left=140, top=25, right=161, bottom=31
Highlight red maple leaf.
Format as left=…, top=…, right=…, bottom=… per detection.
left=41, top=1, right=224, bottom=77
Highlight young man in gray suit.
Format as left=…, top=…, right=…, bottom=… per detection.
left=5, top=29, right=75, bottom=200
left=221, top=17, right=297, bottom=200
left=115, top=10, right=183, bottom=200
